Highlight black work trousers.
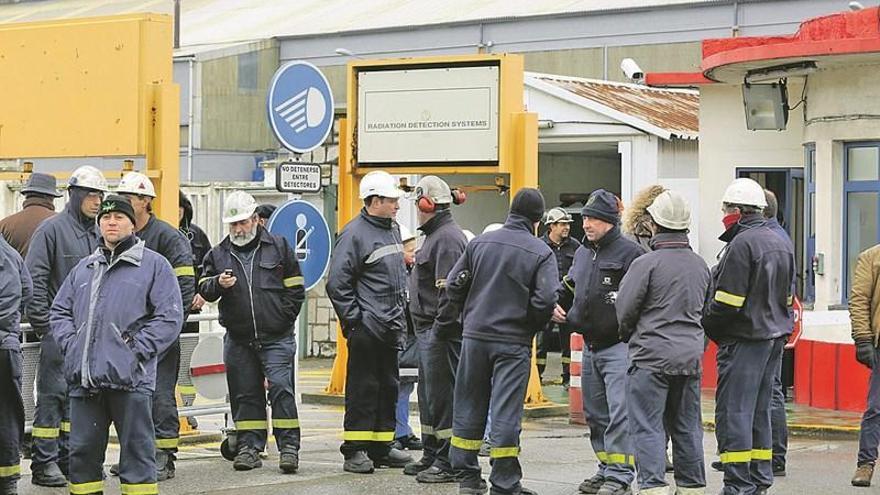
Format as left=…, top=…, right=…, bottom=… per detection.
left=715, top=338, right=784, bottom=495
left=225, top=335, right=301, bottom=453
left=31, top=336, right=69, bottom=472
left=0, top=350, right=24, bottom=487
left=451, top=338, right=530, bottom=494
left=341, top=328, right=398, bottom=460
left=416, top=328, right=461, bottom=471
left=69, top=390, right=157, bottom=495
left=153, top=340, right=181, bottom=453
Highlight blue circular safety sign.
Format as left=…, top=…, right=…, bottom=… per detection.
left=267, top=61, right=335, bottom=154
left=267, top=199, right=332, bottom=291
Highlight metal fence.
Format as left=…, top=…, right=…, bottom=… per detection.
left=21, top=313, right=231, bottom=433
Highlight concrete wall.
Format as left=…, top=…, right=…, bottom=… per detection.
left=697, top=82, right=805, bottom=266
left=200, top=44, right=280, bottom=151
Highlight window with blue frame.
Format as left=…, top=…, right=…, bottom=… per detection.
left=844, top=142, right=880, bottom=300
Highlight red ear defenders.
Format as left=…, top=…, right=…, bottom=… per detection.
left=416, top=187, right=467, bottom=213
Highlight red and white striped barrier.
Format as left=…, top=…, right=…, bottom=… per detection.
left=569, top=333, right=585, bottom=425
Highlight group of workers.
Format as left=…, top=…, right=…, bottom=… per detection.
left=328, top=170, right=797, bottom=495
left=0, top=166, right=303, bottom=495
left=14, top=162, right=879, bottom=495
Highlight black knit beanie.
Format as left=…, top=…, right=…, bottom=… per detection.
left=510, top=188, right=546, bottom=223
left=581, top=189, right=620, bottom=225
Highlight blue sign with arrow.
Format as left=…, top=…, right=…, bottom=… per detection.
left=267, top=61, right=335, bottom=154
left=267, top=199, right=332, bottom=291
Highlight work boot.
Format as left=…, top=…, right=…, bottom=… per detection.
left=279, top=448, right=299, bottom=474
left=711, top=460, right=723, bottom=472
left=459, top=478, right=488, bottom=494
left=0, top=478, right=17, bottom=495
left=853, top=463, right=875, bottom=487
left=156, top=450, right=175, bottom=481
left=342, top=451, right=374, bottom=474
left=416, top=466, right=458, bottom=483
left=596, top=479, right=631, bottom=495
left=31, top=462, right=67, bottom=487
left=400, top=434, right=423, bottom=451
left=233, top=448, right=262, bottom=471
left=772, top=462, right=786, bottom=477
left=371, top=447, right=413, bottom=468
left=578, top=473, right=605, bottom=494
left=403, top=456, right=433, bottom=475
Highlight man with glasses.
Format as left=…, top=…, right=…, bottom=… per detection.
left=26, top=166, right=108, bottom=487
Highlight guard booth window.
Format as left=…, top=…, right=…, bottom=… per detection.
left=844, top=143, right=880, bottom=301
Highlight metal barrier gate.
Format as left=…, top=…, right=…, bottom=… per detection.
left=21, top=313, right=231, bottom=433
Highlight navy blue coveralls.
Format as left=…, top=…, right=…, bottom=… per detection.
left=703, top=214, right=794, bottom=495
left=437, top=213, right=558, bottom=494
left=200, top=226, right=306, bottom=457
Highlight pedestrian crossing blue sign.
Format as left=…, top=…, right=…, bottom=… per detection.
left=267, top=199, right=332, bottom=291
left=267, top=61, right=335, bottom=154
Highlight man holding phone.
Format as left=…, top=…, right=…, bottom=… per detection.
left=199, top=191, right=305, bottom=475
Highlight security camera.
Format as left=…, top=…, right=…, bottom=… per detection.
left=620, top=58, right=644, bottom=82
left=849, top=1, right=865, bottom=11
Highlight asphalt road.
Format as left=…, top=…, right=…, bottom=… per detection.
left=14, top=402, right=872, bottom=494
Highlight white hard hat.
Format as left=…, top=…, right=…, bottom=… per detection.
left=482, top=223, right=503, bottom=234
left=68, top=165, right=109, bottom=192
left=647, top=190, right=691, bottom=230
left=544, top=207, right=573, bottom=225
left=398, top=224, right=417, bottom=243
left=222, top=191, right=258, bottom=224
left=462, top=229, right=476, bottom=242
left=359, top=170, right=403, bottom=200
left=117, top=172, right=156, bottom=198
left=415, top=176, right=452, bottom=204
left=722, top=178, right=767, bottom=208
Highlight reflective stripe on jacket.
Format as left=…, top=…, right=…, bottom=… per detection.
left=327, top=209, right=408, bottom=349
left=702, top=214, right=795, bottom=343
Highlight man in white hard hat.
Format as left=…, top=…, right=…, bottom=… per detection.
left=199, top=191, right=305, bottom=474
left=537, top=207, right=580, bottom=387
left=616, top=191, right=710, bottom=495
left=115, top=172, right=195, bottom=481
left=702, top=178, right=794, bottom=495
left=26, top=165, right=108, bottom=487
left=327, top=170, right=413, bottom=474
left=404, top=176, right=468, bottom=483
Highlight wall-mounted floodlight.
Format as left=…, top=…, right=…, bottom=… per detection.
left=742, top=81, right=789, bottom=131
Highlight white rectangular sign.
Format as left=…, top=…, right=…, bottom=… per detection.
left=276, top=162, right=322, bottom=193
left=357, top=65, right=499, bottom=164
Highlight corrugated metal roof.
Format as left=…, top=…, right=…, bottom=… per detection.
left=526, top=73, right=699, bottom=140
left=0, top=0, right=720, bottom=47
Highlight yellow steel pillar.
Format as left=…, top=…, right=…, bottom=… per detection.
left=146, top=82, right=181, bottom=227
left=325, top=118, right=359, bottom=395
